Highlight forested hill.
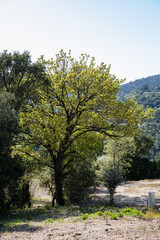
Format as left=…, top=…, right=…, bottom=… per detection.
left=120, top=74, right=160, bottom=98
left=119, top=74, right=160, bottom=161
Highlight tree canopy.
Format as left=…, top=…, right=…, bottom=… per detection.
left=0, top=50, right=45, bottom=111
left=0, top=50, right=45, bottom=213
left=12, top=50, right=154, bottom=205
left=0, top=91, right=26, bottom=213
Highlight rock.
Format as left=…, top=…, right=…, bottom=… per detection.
left=73, top=232, right=82, bottom=236
left=51, top=228, right=59, bottom=231
left=47, top=233, right=53, bottom=237
left=106, top=223, right=111, bottom=226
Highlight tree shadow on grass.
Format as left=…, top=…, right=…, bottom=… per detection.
left=0, top=203, right=82, bottom=233
left=1, top=223, right=42, bottom=233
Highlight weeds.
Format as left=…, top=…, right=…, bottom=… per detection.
left=79, top=207, right=144, bottom=221
left=144, top=208, right=160, bottom=219
left=44, top=217, right=63, bottom=223
left=1, top=204, right=160, bottom=233
left=95, top=211, right=103, bottom=216
left=121, top=207, right=144, bottom=217
left=44, top=218, right=54, bottom=223
left=81, top=213, right=89, bottom=220
left=110, top=214, right=119, bottom=220
left=44, top=204, right=52, bottom=211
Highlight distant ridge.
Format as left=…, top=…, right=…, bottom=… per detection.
left=119, top=74, right=160, bottom=161
left=120, top=74, right=160, bottom=97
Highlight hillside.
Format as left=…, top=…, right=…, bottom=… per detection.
left=120, top=74, right=160, bottom=98
left=120, top=74, right=160, bottom=161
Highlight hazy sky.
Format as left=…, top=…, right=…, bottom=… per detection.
left=1, top=0, right=160, bottom=82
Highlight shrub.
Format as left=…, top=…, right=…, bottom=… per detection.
left=103, top=163, right=123, bottom=205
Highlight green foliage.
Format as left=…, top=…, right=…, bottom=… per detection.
left=126, top=156, right=157, bottom=180
left=38, top=168, right=55, bottom=198
left=103, top=163, right=123, bottom=205
left=0, top=50, right=45, bottom=111
left=104, top=210, right=112, bottom=217
left=0, top=92, right=26, bottom=214
left=120, top=74, right=160, bottom=172
left=38, top=134, right=101, bottom=204
left=99, top=129, right=155, bottom=181
left=103, top=207, right=144, bottom=219
left=1, top=205, right=154, bottom=232
left=126, top=129, right=155, bottom=180
left=120, top=74, right=160, bottom=98
left=0, top=50, right=43, bottom=213
left=83, top=207, right=144, bottom=220
left=144, top=208, right=160, bottom=219
left=63, top=135, right=102, bottom=203
left=121, top=207, right=144, bottom=217
left=103, top=137, right=135, bottom=174
left=134, top=129, right=154, bottom=156
left=12, top=50, right=154, bottom=205
left=63, top=157, right=96, bottom=203
left=95, top=211, right=103, bottom=216
left=81, top=213, right=89, bottom=220
left=109, top=213, right=119, bottom=220
left=44, top=218, right=54, bottom=223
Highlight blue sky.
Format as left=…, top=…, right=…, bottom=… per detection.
left=1, top=0, right=160, bottom=82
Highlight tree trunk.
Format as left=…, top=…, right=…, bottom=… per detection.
left=51, top=195, right=55, bottom=207
left=109, top=189, right=114, bottom=206
left=54, top=158, right=65, bottom=206
left=110, top=194, right=114, bottom=206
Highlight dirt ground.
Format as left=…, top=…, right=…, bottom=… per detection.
left=90, top=179, right=160, bottom=207
left=1, top=180, right=160, bottom=240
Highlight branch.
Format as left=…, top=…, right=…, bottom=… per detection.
left=62, top=151, right=78, bottom=170
left=19, top=130, right=55, bottom=152
left=72, top=126, right=123, bottom=142
left=14, top=147, right=54, bottom=169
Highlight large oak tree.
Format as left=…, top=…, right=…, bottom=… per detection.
left=14, top=50, right=154, bottom=205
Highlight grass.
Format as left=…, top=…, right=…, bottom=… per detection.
left=138, top=183, right=160, bottom=188
left=44, top=217, right=64, bottom=223
left=44, top=204, right=52, bottom=211
left=80, top=207, right=145, bottom=221
left=2, top=218, right=25, bottom=228
left=95, top=211, right=104, bottom=216
left=143, top=207, right=160, bottom=219
left=44, top=218, right=54, bottom=223
left=126, top=183, right=160, bottom=192
left=1, top=203, right=160, bottom=233
left=81, top=213, right=89, bottom=220
left=138, top=226, right=147, bottom=230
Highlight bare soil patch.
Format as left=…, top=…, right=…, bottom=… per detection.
left=89, top=179, right=160, bottom=207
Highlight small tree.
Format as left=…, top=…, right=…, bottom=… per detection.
left=103, top=163, right=123, bottom=205
left=102, top=129, right=155, bottom=180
